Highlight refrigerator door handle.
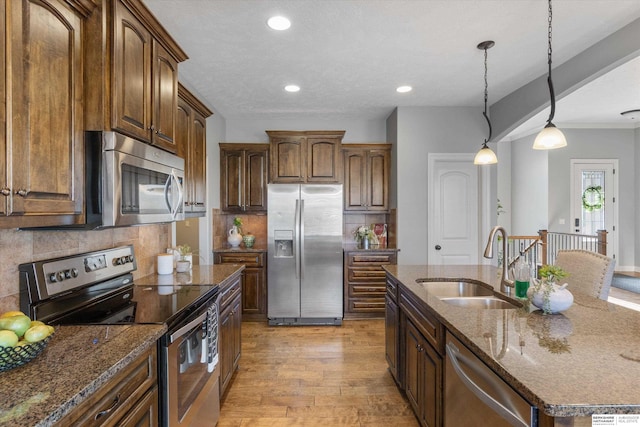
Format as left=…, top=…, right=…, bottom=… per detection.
left=300, top=199, right=305, bottom=280
left=295, top=199, right=301, bottom=280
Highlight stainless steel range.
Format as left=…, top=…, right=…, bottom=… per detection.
left=19, top=245, right=221, bottom=427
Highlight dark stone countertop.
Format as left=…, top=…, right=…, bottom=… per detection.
left=384, top=264, right=640, bottom=418
left=0, top=324, right=166, bottom=426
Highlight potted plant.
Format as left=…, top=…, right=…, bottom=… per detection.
left=176, top=244, right=192, bottom=272
left=528, top=265, right=572, bottom=314
left=353, top=225, right=376, bottom=249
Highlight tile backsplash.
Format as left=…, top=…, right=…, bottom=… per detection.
left=0, top=224, right=171, bottom=313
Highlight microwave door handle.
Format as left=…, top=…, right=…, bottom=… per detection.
left=164, top=170, right=184, bottom=219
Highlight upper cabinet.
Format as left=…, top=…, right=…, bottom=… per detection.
left=177, top=84, right=213, bottom=216
left=267, top=130, right=344, bottom=183
left=86, top=0, right=187, bottom=153
left=1, top=0, right=92, bottom=228
left=220, top=144, right=269, bottom=213
left=343, top=144, right=391, bottom=212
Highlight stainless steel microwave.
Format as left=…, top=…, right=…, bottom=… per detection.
left=26, top=131, right=185, bottom=230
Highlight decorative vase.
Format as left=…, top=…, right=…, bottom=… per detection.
left=362, top=238, right=369, bottom=249
left=527, top=280, right=574, bottom=314
left=227, top=226, right=242, bottom=248
left=176, top=260, right=191, bottom=273
left=243, top=233, right=255, bottom=248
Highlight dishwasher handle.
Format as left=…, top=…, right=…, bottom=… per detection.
left=446, top=342, right=529, bottom=427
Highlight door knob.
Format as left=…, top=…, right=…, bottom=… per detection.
left=435, top=245, right=442, bottom=250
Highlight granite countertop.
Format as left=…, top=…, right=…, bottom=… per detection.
left=384, top=264, right=640, bottom=418
left=0, top=324, right=166, bottom=426
left=213, top=245, right=267, bottom=253
left=343, top=243, right=398, bottom=252
left=136, top=264, right=244, bottom=286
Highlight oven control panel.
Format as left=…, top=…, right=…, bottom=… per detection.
left=35, top=246, right=136, bottom=298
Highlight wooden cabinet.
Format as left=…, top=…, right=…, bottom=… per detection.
left=177, top=84, right=213, bottom=215
left=220, top=144, right=269, bottom=213
left=267, top=130, right=344, bottom=183
left=85, top=0, right=187, bottom=152
left=344, top=250, right=397, bottom=319
left=385, top=275, right=400, bottom=385
left=214, top=251, right=267, bottom=321
left=343, top=144, right=391, bottom=212
left=0, top=0, right=89, bottom=228
left=57, top=347, right=158, bottom=426
left=219, top=272, right=242, bottom=397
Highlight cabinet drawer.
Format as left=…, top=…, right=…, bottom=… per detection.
left=400, top=292, right=443, bottom=354
left=347, top=266, right=387, bottom=283
left=220, top=275, right=242, bottom=307
left=348, top=297, right=385, bottom=313
left=386, top=275, right=398, bottom=302
left=59, top=348, right=157, bottom=426
left=349, top=283, right=386, bottom=297
left=347, top=252, right=397, bottom=266
left=216, top=252, right=264, bottom=267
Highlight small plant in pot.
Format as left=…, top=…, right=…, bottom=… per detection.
left=176, top=244, right=192, bottom=273
left=528, top=265, right=572, bottom=315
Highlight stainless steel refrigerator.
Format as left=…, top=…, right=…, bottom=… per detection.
left=267, top=184, right=343, bottom=325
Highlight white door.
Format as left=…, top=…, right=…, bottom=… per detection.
left=428, top=154, right=483, bottom=264
left=570, top=159, right=618, bottom=260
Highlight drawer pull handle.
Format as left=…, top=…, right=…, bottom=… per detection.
left=95, top=394, right=120, bottom=420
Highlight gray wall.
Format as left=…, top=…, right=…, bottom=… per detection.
left=390, top=106, right=491, bottom=265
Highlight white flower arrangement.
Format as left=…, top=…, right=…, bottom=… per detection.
left=353, top=225, right=375, bottom=243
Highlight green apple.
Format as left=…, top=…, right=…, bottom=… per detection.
left=0, top=330, right=19, bottom=347
left=0, top=315, right=32, bottom=338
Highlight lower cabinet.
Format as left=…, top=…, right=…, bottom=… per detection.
left=219, top=274, right=242, bottom=397
left=385, top=275, right=400, bottom=385
left=404, top=319, right=442, bottom=427
left=344, top=250, right=397, bottom=318
left=57, top=347, right=158, bottom=426
left=214, top=251, right=267, bottom=321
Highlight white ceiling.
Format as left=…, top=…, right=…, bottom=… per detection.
left=145, top=0, right=640, bottom=139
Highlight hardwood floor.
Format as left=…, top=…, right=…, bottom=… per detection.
left=218, top=320, right=419, bottom=427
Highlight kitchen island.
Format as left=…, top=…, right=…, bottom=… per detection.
left=385, top=264, right=640, bottom=426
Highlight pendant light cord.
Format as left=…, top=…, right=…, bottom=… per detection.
left=546, top=0, right=556, bottom=125
left=483, top=44, right=492, bottom=143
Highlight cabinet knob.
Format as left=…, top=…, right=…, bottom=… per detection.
left=435, top=245, right=442, bottom=251
left=0, top=188, right=9, bottom=196
left=16, top=189, right=28, bottom=197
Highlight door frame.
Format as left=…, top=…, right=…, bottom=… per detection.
left=427, top=153, right=491, bottom=265
left=569, top=159, right=618, bottom=261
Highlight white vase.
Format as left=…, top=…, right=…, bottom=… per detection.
left=527, top=281, right=574, bottom=314
left=227, top=226, right=242, bottom=248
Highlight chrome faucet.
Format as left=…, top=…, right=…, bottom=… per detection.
left=483, top=226, right=514, bottom=294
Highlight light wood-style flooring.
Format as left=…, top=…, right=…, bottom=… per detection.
left=218, top=320, right=419, bottom=427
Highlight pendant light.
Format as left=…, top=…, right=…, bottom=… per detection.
left=532, top=0, right=567, bottom=150
left=474, top=40, right=498, bottom=165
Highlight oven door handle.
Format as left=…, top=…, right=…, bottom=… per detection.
left=169, top=310, right=207, bottom=344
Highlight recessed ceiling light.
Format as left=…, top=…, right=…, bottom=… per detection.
left=396, top=86, right=412, bottom=93
left=267, top=16, right=291, bottom=31
left=284, top=84, right=300, bottom=93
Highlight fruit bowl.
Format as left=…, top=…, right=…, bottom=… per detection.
left=0, top=334, right=54, bottom=372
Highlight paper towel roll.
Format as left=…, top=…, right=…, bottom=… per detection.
left=157, top=253, right=174, bottom=275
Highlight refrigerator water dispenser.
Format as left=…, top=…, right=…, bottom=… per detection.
left=274, top=230, right=293, bottom=257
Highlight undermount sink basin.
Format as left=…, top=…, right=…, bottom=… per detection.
left=417, top=280, right=494, bottom=298
left=439, top=296, right=521, bottom=310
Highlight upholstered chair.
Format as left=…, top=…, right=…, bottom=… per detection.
left=553, top=249, right=616, bottom=300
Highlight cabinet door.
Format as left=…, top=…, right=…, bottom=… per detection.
left=367, top=149, right=390, bottom=211
left=191, top=111, right=207, bottom=209
left=306, top=137, right=341, bottom=182
left=113, top=0, right=152, bottom=142
left=241, top=267, right=266, bottom=319
left=244, top=148, right=268, bottom=212
left=219, top=303, right=234, bottom=394
left=151, top=40, right=178, bottom=153
left=343, top=149, right=368, bottom=211
left=231, top=294, right=242, bottom=369
left=270, top=137, right=305, bottom=183
left=220, top=149, right=244, bottom=212
left=8, top=0, right=83, bottom=220
left=176, top=97, right=192, bottom=207
left=405, top=320, right=423, bottom=416
left=385, top=295, right=399, bottom=383
left=421, top=338, right=442, bottom=427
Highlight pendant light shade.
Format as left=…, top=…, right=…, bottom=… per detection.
left=533, top=0, right=567, bottom=150
left=474, top=40, right=497, bottom=165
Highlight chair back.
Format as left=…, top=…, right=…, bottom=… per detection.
left=553, top=249, right=615, bottom=300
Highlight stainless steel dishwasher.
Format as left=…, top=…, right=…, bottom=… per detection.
left=445, top=332, right=537, bottom=427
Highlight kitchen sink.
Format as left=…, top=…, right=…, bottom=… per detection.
left=439, top=296, right=521, bottom=310
left=417, top=280, right=494, bottom=298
